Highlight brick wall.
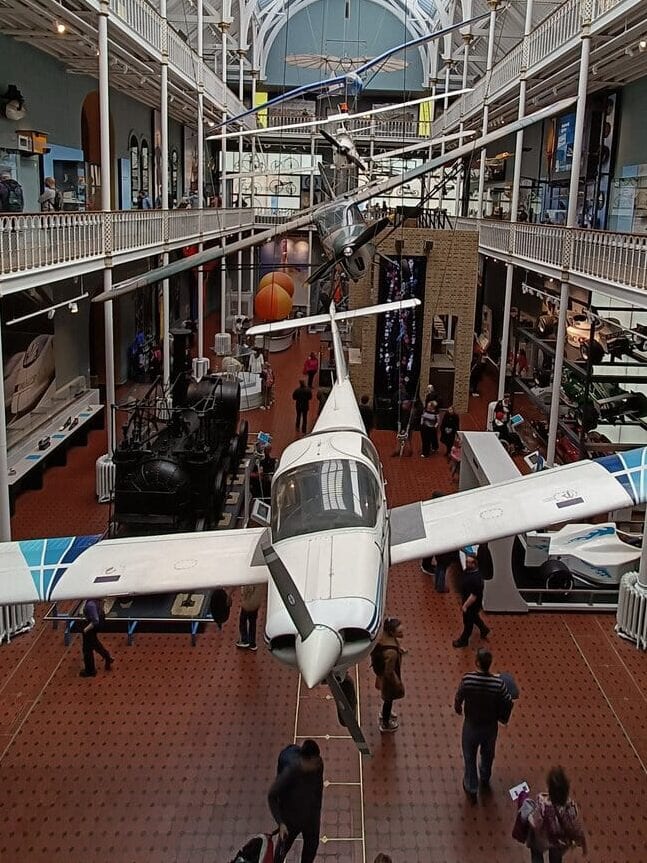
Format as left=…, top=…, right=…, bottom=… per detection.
left=348, top=228, right=479, bottom=413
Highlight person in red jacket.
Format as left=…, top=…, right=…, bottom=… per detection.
left=303, top=352, right=319, bottom=388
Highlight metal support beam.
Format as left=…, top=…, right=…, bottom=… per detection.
left=497, top=0, right=533, bottom=400
left=0, top=311, right=12, bottom=541
left=161, top=0, right=171, bottom=388
left=197, top=0, right=205, bottom=357
left=546, top=26, right=591, bottom=466
left=99, top=0, right=116, bottom=453
left=477, top=5, right=498, bottom=217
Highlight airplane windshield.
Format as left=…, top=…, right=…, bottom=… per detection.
left=318, top=203, right=363, bottom=231
left=271, top=459, right=380, bottom=542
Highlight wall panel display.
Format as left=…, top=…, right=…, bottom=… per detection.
left=184, top=126, right=198, bottom=196
left=3, top=294, right=57, bottom=431
left=259, top=235, right=315, bottom=308
left=374, top=256, right=425, bottom=407
left=554, top=113, right=575, bottom=174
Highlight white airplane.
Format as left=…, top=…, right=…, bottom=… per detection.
left=1, top=300, right=647, bottom=753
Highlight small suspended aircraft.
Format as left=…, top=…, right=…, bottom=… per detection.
left=220, top=13, right=490, bottom=128
left=1, top=300, right=647, bottom=753
left=95, top=96, right=578, bottom=305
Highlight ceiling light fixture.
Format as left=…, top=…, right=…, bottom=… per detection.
left=47, top=309, right=56, bottom=320
left=56, top=21, right=66, bottom=34
left=69, top=302, right=79, bottom=314
left=639, top=39, right=647, bottom=52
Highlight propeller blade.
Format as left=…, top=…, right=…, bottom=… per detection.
left=350, top=216, right=392, bottom=250
left=327, top=671, right=370, bottom=755
left=259, top=531, right=314, bottom=641
left=259, top=532, right=343, bottom=688
left=305, top=257, right=340, bottom=286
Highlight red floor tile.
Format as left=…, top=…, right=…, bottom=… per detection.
left=1, top=341, right=646, bottom=862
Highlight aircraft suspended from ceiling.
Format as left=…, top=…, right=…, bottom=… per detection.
left=96, top=96, right=577, bottom=304
left=219, top=13, right=491, bottom=128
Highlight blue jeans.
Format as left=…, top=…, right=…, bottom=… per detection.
left=434, top=563, right=446, bottom=592
left=239, top=609, right=258, bottom=648
left=461, top=723, right=498, bottom=794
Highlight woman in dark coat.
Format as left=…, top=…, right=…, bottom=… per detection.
left=440, top=405, right=460, bottom=457
left=371, top=618, right=405, bottom=733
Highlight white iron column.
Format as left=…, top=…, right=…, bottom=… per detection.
left=457, top=40, right=470, bottom=214
left=99, top=0, right=116, bottom=452
left=196, top=0, right=205, bottom=357
left=307, top=131, right=316, bottom=314
left=161, top=0, right=170, bottom=387
left=220, top=21, right=229, bottom=333
left=546, top=21, right=591, bottom=466
left=639, top=506, right=647, bottom=587
left=476, top=2, right=499, bottom=218
left=497, top=0, right=533, bottom=399
left=237, top=49, right=245, bottom=316
left=250, top=69, right=258, bottom=209
left=0, top=313, right=12, bottom=540
left=438, top=64, right=451, bottom=209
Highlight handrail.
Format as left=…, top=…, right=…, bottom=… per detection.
left=0, top=209, right=253, bottom=279
left=2, top=211, right=647, bottom=295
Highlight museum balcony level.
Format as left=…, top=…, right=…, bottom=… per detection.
left=0, top=209, right=254, bottom=294
left=438, top=0, right=645, bottom=134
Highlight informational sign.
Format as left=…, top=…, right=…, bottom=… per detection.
left=554, top=113, right=575, bottom=173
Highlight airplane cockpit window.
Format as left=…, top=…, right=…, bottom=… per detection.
left=361, top=438, right=382, bottom=474
left=272, top=459, right=380, bottom=542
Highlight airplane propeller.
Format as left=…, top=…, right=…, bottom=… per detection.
left=259, top=531, right=370, bottom=755
left=319, top=127, right=366, bottom=172
left=306, top=216, right=393, bottom=286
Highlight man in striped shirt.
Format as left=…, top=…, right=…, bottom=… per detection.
left=454, top=647, right=513, bottom=803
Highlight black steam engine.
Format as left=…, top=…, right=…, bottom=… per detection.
left=110, top=330, right=248, bottom=535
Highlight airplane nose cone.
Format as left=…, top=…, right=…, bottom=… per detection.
left=296, top=625, right=342, bottom=688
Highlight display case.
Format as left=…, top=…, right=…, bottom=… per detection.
left=42, top=145, right=86, bottom=211
left=608, top=166, right=647, bottom=234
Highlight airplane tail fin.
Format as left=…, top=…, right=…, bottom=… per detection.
left=247, top=298, right=420, bottom=383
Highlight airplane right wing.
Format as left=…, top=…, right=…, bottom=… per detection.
left=389, top=449, right=646, bottom=564
left=0, top=527, right=268, bottom=605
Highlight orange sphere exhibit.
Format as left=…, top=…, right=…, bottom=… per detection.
left=254, top=284, right=293, bottom=321
left=258, top=270, right=295, bottom=297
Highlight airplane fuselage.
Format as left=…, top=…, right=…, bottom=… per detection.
left=263, top=382, right=390, bottom=684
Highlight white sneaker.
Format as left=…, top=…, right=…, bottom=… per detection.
left=235, top=641, right=249, bottom=649
left=379, top=718, right=399, bottom=733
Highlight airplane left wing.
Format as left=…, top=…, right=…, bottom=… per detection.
left=389, top=450, right=646, bottom=564
left=0, top=528, right=268, bottom=605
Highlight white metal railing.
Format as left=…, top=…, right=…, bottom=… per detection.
left=110, top=0, right=162, bottom=52
left=514, top=223, right=565, bottom=269
left=478, top=220, right=512, bottom=253
left=167, top=26, right=197, bottom=83
left=527, top=0, right=581, bottom=68
left=253, top=208, right=300, bottom=224
left=571, top=229, right=647, bottom=289
left=265, top=114, right=424, bottom=140
left=439, top=0, right=628, bottom=133
left=0, top=209, right=250, bottom=280
left=489, top=42, right=523, bottom=96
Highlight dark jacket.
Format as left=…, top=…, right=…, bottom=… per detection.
left=461, top=568, right=484, bottom=611
left=268, top=756, right=324, bottom=829
left=292, top=385, right=312, bottom=410
left=454, top=671, right=513, bottom=730
left=372, top=635, right=405, bottom=701
left=440, top=411, right=460, bottom=445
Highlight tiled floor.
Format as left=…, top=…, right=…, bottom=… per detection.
left=1, top=337, right=646, bottom=863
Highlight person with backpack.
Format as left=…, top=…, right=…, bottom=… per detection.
left=39, top=177, right=61, bottom=212
left=525, top=767, right=587, bottom=862
left=268, top=738, right=324, bottom=863
left=79, top=597, right=113, bottom=677
left=371, top=617, right=405, bottom=733
left=0, top=171, right=24, bottom=213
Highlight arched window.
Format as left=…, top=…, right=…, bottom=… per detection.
left=129, top=134, right=140, bottom=206
left=140, top=139, right=150, bottom=200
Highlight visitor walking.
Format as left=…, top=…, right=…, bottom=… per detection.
left=371, top=617, right=405, bottom=733
left=292, top=379, right=312, bottom=434
left=454, top=647, right=513, bottom=802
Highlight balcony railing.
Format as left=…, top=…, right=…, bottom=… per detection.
left=0, top=209, right=253, bottom=283
left=265, top=114, right=426, bottom=141
left=440, top=0, right=629, bottom=133
left=465, top=218, right=647, bottom=293
left=105, top=0, right=246, bottom=121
